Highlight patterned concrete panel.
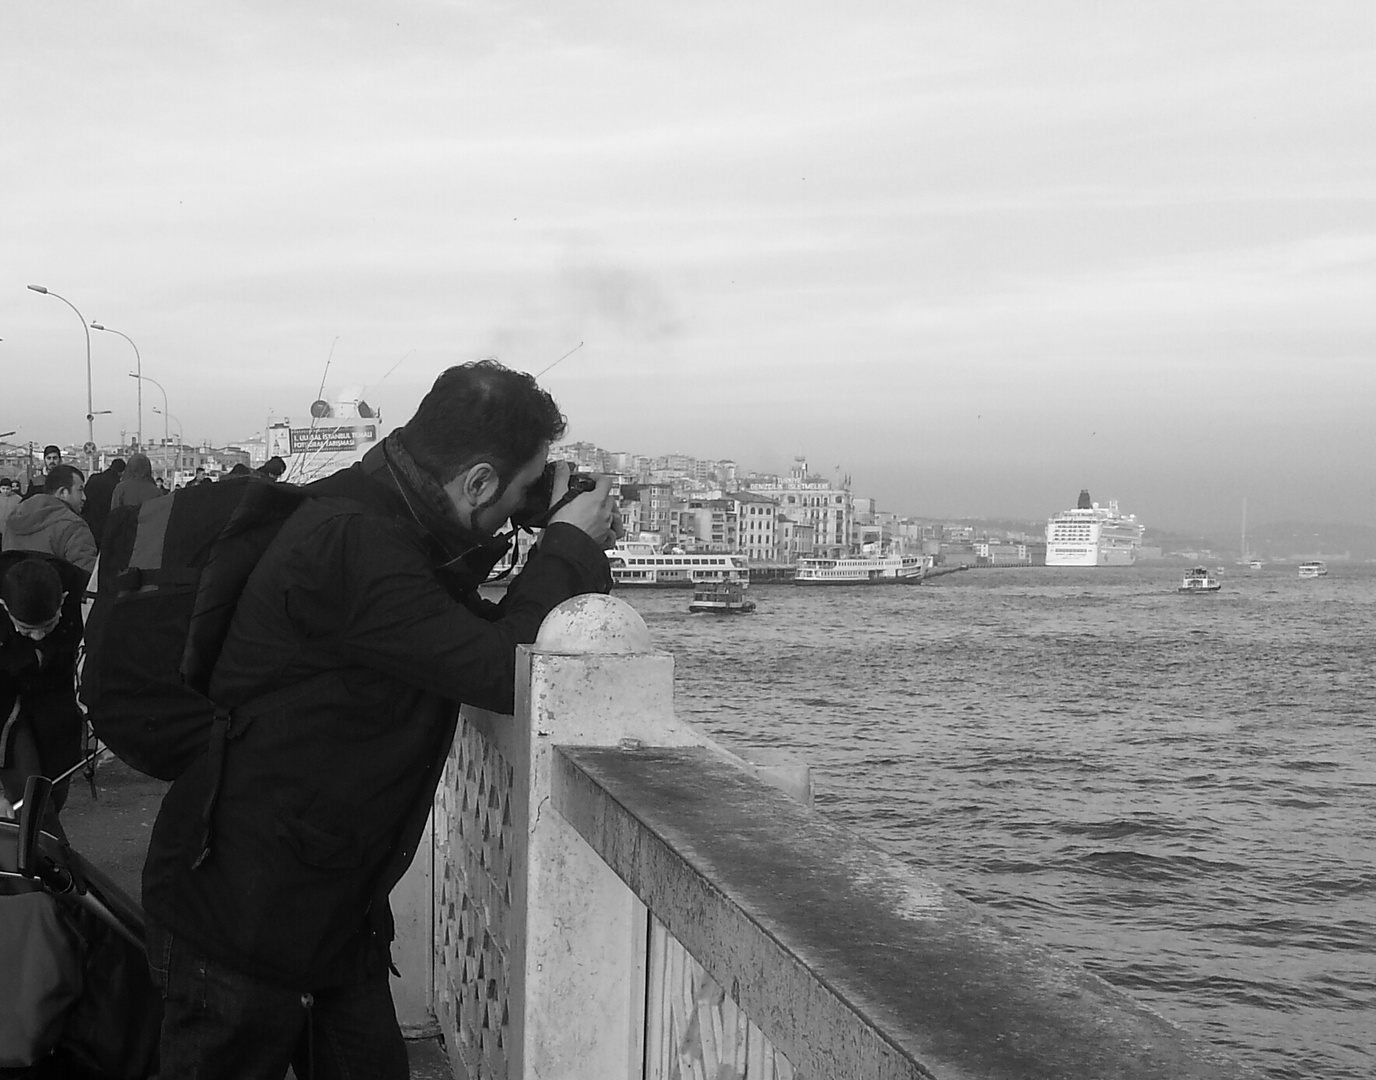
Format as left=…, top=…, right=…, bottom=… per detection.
left=647, top=916, right=796, bottom=1080
left=435, top=718, right=517, bottom=1079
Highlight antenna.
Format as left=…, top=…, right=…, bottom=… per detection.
left=535, top=341, right=583, bottom=379
left=358, top=348, right=415, bottom=403
left=315, top=336, right=339, bottom=404
left=285, top=337, right=341, bottom=484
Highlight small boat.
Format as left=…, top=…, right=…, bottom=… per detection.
left=1297, top=561, right=1328, bottom=579
left=1178, top=566, right=1222, bottom=593
left=688, top=580, right=757, bottom=614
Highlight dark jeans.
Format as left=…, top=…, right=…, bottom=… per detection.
left=146, top=922, right=409, bottom=1080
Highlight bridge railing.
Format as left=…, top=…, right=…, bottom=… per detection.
left=395, top=594, right=1258, bottom=1079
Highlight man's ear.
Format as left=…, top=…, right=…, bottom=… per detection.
left=445, top=462, right=501, bottom=510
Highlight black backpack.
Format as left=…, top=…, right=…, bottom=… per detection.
left=79, top=479, right=310, bottom=782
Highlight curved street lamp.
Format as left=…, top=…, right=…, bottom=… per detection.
left=27, top=285, right=95, bottom=471
left=92, top=322, right=142, bottom=449
left=131, top=372, right=171, bottom=477
left=152, top=405, right=184, bottom=480
left=152, top=405, right=182, bottom=443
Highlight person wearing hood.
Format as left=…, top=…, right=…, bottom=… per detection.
left=82, top=456, right=126, bottom=548
left=110, top=453, right=165, bottom=511
left=1, top=465, right=97, bottom=574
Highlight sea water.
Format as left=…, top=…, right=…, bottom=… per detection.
left=621, top=565, right=1375, bottom=1080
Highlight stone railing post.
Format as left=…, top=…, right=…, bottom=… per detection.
left=428, top=593, right=806, bottom=1080
left=513, top=593, right=711, bottom=1079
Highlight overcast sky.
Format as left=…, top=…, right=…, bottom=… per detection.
left=3, top=2, right=1373, bottom=537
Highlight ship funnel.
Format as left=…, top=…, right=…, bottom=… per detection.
left=1077, top=489, right=1093, bottom=509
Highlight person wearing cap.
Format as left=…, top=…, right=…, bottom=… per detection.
left=23, top=445, right=63, bottom=500
left=0, top=478, right=20, bottom=534
left=0, top=553, right=88, bottom=839
left=254, top=455, right=287, bottom=482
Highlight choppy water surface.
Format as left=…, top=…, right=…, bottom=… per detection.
left=621, top=565, right=1376, bottom=1080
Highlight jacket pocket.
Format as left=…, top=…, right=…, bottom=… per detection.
left=274, top=805, right=362, bottom=871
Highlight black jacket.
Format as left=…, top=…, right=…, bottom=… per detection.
left=142, top=444, right=611, bottom=987
left=81, top=465, right=123, bottom=546
left=0, top=552, right=88, bottom=770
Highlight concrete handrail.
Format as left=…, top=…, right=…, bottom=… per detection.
left=418, top=593, right=1259, bottom=1080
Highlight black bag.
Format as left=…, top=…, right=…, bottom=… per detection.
left=79, top=479, right=310, bottom=782
left=1, top=776, right=161, bottom=1079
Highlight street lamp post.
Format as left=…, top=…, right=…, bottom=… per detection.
left=92, top=322, right=142, bottom=450
left=27, top=285, right=95, bottom=472
left=152, top=406, right=183, bottom=479
left=131, top=372, right=170, bottom=478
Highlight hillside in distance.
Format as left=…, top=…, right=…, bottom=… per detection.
left=1245, top=521, right=1376, bottom=562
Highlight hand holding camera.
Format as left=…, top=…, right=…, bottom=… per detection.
left=510, top=461, right=620, bottom=547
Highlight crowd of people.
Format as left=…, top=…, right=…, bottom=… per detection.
left=0, top=447, right=292, bottom=829
left=1, top=361, right=620, bottom=1079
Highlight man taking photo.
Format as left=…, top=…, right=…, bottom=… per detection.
left=142, top=359, right=618, bottom=1079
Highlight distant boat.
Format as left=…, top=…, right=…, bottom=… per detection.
left=1178, top=566, right=1222, bottom=593
left=794, top=553, right=926, bottom=584
left=1045, top=489, right=1144, bottom=566
left=606, top=541, right=750, bottom=588
left=688, top=580, right=756, bottom=614
left=1298, top=561, right=1328, bottom=579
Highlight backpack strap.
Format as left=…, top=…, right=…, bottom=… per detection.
left=111, top=566, right=201, bottom=593
left=191, top=707, right=233, bottom=871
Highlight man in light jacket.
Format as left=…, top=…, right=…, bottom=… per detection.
left=1, top=465, right=97, bottom=574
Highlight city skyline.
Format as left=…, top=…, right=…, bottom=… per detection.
left=3, top=3, right=1373, bottom=538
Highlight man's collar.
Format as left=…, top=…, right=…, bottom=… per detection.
left=363, top=435, right=512, bottom=582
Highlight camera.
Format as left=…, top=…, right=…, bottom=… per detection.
left=509, top=461, right=599, bottom=528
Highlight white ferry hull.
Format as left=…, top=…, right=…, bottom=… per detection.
left=1045, top=544, right=1137, bottom=567
left=606, top=542, right=750, bottom=588
left=794, top=556, right=927, bottom=585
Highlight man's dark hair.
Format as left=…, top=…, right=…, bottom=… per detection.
left=110, top=458, right=127, bottom=474
left=262, top=456, right=286, bottom=478
left=43, top=464, right=85, bottom=495
left=1, top=559, right=64, bottom=625
left=402, top=360, right=566, bottom=485
left=42, top=444, right=61, bottom=457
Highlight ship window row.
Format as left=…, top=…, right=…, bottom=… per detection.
left=629, top=558, right=730, bottom=565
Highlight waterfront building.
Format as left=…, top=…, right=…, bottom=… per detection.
left=975, top=540, right=1031, bottom=566
left=777, top=516, right=816, bottom=562
left=679, top=498, right=739, bottom=553
left=741, top=458, right=853, bottom=558
left=619, top=481, right=678, bottom=546
left=733, top=492, right=778, bottom=563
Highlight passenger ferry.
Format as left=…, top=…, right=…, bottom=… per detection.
left=1297, top=561, right=1328, bottom=579
left=605, top=541, right=749, bottom=588
left=1178, top=566, right=1222, bottom=593
left=794, top=553, right=927, bottom=585
left=1045, top=489, right=1145, bottom=566
left=688, top=580, right=756, bottom=614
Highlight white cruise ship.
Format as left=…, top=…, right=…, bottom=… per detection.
left=605, top=541, right=750, bottom=588
left=1045, top=490, right=1144, bottom=567
left=794, top=553, right=928, bottom=584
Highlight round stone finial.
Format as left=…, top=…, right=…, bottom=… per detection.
left=534, top=594, right=654, bottom=653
